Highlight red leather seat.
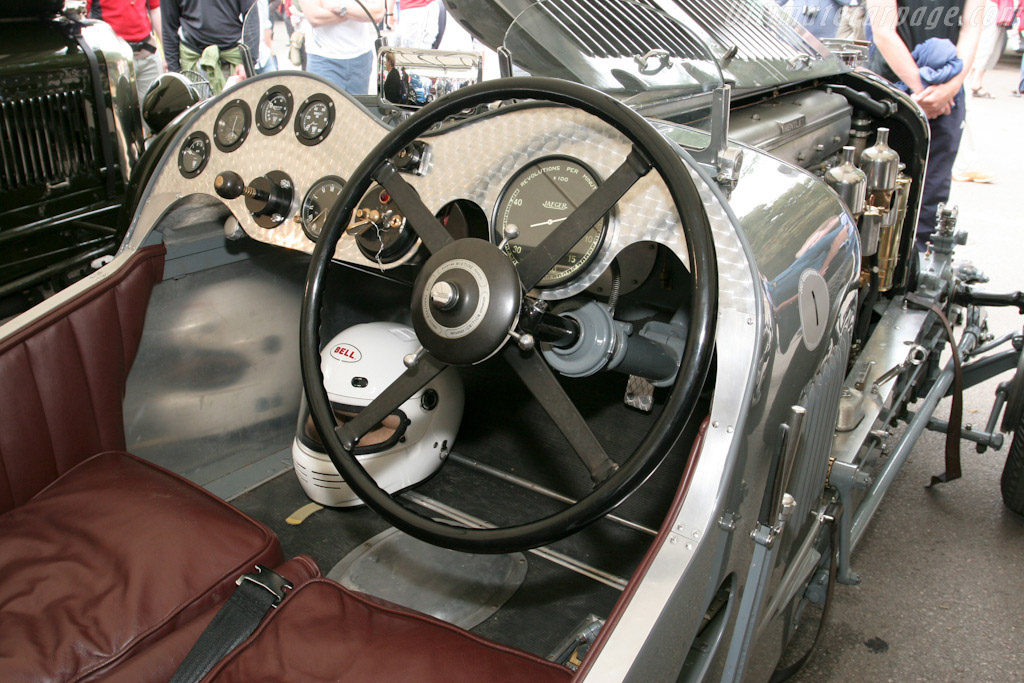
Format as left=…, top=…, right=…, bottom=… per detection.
left=0, top=451, right=284, bottom=682
left=104, top=556, right=322, bottom=683
left=200, top=578, right=573, bottom=683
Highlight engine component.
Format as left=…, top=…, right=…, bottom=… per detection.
left=726, top=89, right=852, bottom=168
left=825, top=146, right=866, bottom=219
left=541, top=300, right=685, bottom=387
left=859, top=206, right=884, bottom=257
left=858, top=127, right=899, bottom=208
left=822, top=84, right=896, bottom=120
left=847, top=114, right=874, bottom=164
left=877, top=172, right=912, bottom=291
left=292, top=322, right=464, bottom=507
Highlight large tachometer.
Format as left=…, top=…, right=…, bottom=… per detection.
left=494, top=156, right=607, bottom=287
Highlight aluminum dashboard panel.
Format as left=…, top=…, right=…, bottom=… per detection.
left=125, top=77, right=695, bottom=298
left=124, top=72, right=391, bottom=266
left=405, top=105, right=688, bottom=300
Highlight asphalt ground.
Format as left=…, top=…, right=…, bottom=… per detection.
left=788, top=51, right=1024, bottom=682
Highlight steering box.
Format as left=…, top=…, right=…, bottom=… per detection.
left=542, top=300, right=687, bottom=387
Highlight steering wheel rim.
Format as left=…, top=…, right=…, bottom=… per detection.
left=301, top=77, right=717, bottom=553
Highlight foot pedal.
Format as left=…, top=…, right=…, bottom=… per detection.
left=625, top=375, right=654, bottom=412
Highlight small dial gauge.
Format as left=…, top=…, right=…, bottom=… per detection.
left=213, top=99, right=251, bottom=152
left=493, top=157, right=608, bottom=287
left=256, top=86, right=293, bottom=135
left=300, top=175, right=346, bottom=241
left=178, top=131, right=210, bottom=178
left=294, top=94, right=335, bottom=145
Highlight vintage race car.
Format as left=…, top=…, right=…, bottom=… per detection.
left=1, top=0, right=1022, bottom=681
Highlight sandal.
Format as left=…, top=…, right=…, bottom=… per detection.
left=971, top=87, right=995, bottom=98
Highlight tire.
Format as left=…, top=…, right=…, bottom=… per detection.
left=1002, top=408, right=1024, bottom=514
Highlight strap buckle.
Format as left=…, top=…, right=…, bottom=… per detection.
left=235, top=565, right=292, bottom=607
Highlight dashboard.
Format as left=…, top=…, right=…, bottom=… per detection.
left=139, top=72, right=689, bottom=301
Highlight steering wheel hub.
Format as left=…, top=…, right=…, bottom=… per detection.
left=411, top=238, right=521, bottom=366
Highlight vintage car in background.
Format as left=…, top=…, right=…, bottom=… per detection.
left=0, top=0, right=145, bottom=318
left=1, top=0, right=1023, bottom=681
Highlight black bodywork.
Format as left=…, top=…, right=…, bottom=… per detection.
left=0, top=0, right=144, bottom=315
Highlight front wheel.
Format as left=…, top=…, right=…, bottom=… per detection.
left=1002, top=409, right=1024, bottom=514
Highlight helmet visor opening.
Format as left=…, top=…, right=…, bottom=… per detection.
left=299, top=402, right=409, bottom=456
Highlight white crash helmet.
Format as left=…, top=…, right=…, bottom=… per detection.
left=292, top=322, right=463, bottom=507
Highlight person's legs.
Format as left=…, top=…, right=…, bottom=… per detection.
left=336, top=51, right=373, bottom=95
left=133, top=51, right=162, bottom=104
left=306, top=53, right=347, bottom=88
left=257, top=55, right=279, bottom=74
left=917, top=89, right=967, bottom=251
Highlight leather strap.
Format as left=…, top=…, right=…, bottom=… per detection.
left=906, top=294, right=964, bottom=486
left=770, top=504, right=841, bottom=683
left=169, top=566, right=291, bottom=683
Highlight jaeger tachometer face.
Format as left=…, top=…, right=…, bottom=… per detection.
left=493, top=156, right=607, bottom=287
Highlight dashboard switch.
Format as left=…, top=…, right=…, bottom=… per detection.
left=215, top=171, right=294, bottom=229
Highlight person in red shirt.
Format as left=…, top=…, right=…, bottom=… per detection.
left=87, top=0, right=163, bottom=105
left=396, top=0, right=445, bottom=49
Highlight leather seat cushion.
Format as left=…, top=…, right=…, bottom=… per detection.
left=0, top=451, right=283, bottom=682
left=101, top=556, right=322, bottom=683
left=202, top=579, right=572, bottom=683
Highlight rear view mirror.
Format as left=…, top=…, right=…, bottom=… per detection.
left=377, top=47, right=482, bottom=109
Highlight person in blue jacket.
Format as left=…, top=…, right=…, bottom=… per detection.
left=866, top=0, right=983, bottom=249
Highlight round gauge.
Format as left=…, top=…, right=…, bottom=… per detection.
left=177, top=131, right=210, bottom=179
left=493, top=157, right=608, bottom=287
left=294, top=94, right=335, bottom=146
left=213, top=99, right=251, bottom=152
left=256, top=86, right=293, bottom=135
left=301, top=175, right=346, bottom=241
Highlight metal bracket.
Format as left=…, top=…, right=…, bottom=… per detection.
left=497, top=46, right=513, bottom=79
left=691, top=85, right=744, bottom=192
left=633, top=49, right=672, bottom=75
left=826, top=460, right=871, bottom=585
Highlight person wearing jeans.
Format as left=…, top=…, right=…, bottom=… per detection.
left=867, top=0, right=984, bottom=249
left=303, top=0, right=384, bottom=95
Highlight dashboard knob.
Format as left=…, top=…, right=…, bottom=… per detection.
left=216, top=170, right=294, bottom=229
left=214, top=171, right=252, bottom=200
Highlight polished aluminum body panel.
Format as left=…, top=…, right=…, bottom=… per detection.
left=583, top=141, right=860, bottom=681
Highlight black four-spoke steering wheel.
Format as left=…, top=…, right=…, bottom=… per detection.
left=300, top=77, right=717, bottom=553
